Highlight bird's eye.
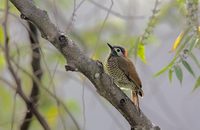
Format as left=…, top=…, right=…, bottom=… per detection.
left=117, top=49, right=120, bottom=52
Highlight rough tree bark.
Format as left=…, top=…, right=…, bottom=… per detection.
left=9, top=0, right=160, bottom=129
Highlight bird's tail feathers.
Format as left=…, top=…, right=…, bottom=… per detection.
left=131, top=90, right=140, bottom=113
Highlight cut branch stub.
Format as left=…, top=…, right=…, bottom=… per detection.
left=65, top=65, right=78, bottom=72
left=20, top=13, right=29, bottom=20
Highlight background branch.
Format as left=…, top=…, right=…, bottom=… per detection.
left=20, top=19, right=42, bottom=129
left=88, top=0, right=144, bottom=20
left=9, top=0, right=160, bottom=129
left=2, top=1, right=49, bottom=130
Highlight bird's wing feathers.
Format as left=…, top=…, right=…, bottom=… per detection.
left=117, top=57, right=142, bottom=89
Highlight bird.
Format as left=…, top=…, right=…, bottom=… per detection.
left=105, top=43, right=143, bottom=112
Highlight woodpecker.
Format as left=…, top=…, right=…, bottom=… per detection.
left=106, top=43, right=143, bottom=112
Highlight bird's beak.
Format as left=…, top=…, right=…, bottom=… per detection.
left=107, top=43, right=113, bottom=50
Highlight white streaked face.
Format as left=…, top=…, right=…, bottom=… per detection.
left=114, top=47, right=124, bottom=57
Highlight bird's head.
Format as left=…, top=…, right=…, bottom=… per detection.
left=107, top=43, right=128, bottom=57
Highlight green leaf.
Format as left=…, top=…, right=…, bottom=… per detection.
left=154, top=57, right=177, bottom=77
left=137, top=43, right=147, bottom=63
left=168, top=69, right=173, bottom=83
left=171, top=31, right=184, bottom=51
left=181, top=59, right=195, bottom=77
left=190, top=52, right=200, bottom=68
left=174, top=32, right=191, bottom=57
left=189, top=37, right=199, bottom=51
left=154, top=29, right=192, bottom=77
left=174, top=65, right=183, bottom=84
left=193, top=76, right=200, bottom=91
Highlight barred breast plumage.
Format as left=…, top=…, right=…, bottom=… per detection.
left=106, top=56, right=136, bottom=90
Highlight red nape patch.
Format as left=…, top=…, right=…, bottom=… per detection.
left=124, top=49, right=128, bottom=57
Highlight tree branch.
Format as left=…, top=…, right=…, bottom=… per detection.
left=20, top=19, right=42, bottom=129
left=88, top=0, right=144, bottom=20
left=9, top=0, right=160, bottom=129
left=2, top=1, right=49, bottom=129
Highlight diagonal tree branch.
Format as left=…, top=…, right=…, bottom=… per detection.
left=20, top=19, right=42, bottom=129
left=9, top=0, right=160, bottom=129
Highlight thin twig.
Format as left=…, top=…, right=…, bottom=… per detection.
left=52, top=0, right=59, bottom=27
left=92, top=0, right=113, bottom=56
left=11, top=92, right=17, bottom=130
left=66, top=0, right=87, bottom=34
left=88, top=0, right=144, bottom=20
left=83, top=81, right=126, bottom=130
left=130, top=0, right=160, bottom=60
left=81, top=78, right=86, bottom=130
left=11, top=58, right=80, bottom=130
left=13, top=41, right=21, bottom=74
left=47, top=61, right=67, bottom=130
left=0, top=76, right=51, bottom=128
left=0, top=77, right=16, bottom=89
left=39, top=48, right=80, bottom=130
left=66, top=0, right=77, bottom=33
left=75, top=0, right=86, bottom=11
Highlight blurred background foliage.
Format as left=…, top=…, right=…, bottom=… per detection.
left=0, top=0, right=200, bottom=130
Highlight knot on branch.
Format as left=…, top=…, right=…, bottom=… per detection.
left=65, top=65, right=78, bottom=72
left=59, top=34, right=68, bottom=44
left=94, top=73, right=100, bottom=79
left=58, top=34, right=69, bottom=51
left=96, top=60, right=104, bottom=73
left=20, top=14, right=29, bottom=20
left=152, top=126, right=161, bottom=130
left=120, top=98, right=126, bottom=105
left=41, top=33, right=48, bottom=40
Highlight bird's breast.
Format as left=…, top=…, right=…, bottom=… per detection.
left=106, top=58, right=135, bottom=89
